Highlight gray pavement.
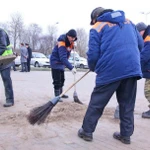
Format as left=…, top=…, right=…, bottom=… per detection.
left=0, top=70, right=150, bottom=150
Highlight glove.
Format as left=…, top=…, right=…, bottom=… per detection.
left=71, top=68, right=76, bottom=75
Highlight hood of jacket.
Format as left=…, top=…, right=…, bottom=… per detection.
left=97, top=10, right=126, bottom=27
left=57, top=34, right=71, bottom=47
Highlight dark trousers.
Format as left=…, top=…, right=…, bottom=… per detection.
left=51, top=68, right=65, bottom=90
left=0, top=67, right=14, bottom=103
left=12, top=61, right=16, bottom=71
left=82, top=78, right=137, bottom=137
left=27, top=58, right=31, bottom=72
left=21, top=62, right=28, bottom=72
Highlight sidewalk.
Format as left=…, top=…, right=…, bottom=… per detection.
left=0, top=71, right=149, bottom=150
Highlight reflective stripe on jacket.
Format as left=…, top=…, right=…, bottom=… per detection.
left=2, top=45, right=13, bottom=56
left=50, top=34, right=74, bottom=71
left=87, top=10, right=143, bottom=86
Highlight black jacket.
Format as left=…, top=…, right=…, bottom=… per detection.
left=27, top=46, right=32, bottom=59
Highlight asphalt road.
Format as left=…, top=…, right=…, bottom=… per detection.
left=0, top=70, right=149, bottom=150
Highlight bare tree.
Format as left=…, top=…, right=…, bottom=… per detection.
left=0, top=22, right=9, bottom=31
left=47, top=25, right=58, bottom=53
left=47, top=25, right=58, bottom=38
left=76, top=28, right=88, bottom=57
left=20, top=28, right=31, bottom=45
left=1, top=14, right=89, bottom=58
left=8, top=12, right=24, bottom=50
left=27, top=23, right=42, bottom=51
left=38, top=35, right=52, bottom=54
left=37, top=25, right=58, bottom=55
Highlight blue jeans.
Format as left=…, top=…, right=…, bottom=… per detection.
left=1, top=67, right=14, bottom=103
left=21, top=62, right=28, bottom=72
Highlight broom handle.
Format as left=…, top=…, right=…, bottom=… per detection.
left=74, top=73, right=76, bottom=89
left=60, top=70, right=90, bottom=97
left=73, top=49, right=76, bottom=91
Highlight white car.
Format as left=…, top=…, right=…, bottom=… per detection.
left=68, top=57, right=78, bottom=68
left=76, top=57, right=88, bottom=69
left=70, top=51, right=80, bottom=58
left=68, top=56, right=88, bottom=69
left=14, top=56, right=21, bottom=67
left=14, top=52, right=50, bottom=68
left=31, top=52, right=50, bottom=67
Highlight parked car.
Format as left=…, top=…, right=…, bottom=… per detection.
left=14, top=56, right=21, bottom=67
left=68, top=56, right=88, bottom=69
left=70, top=51, right=80, bottom=58
left=77, top=57, right=88, bottom=69
left=46, top=54, right=51, bottom=59
left=31, top=52, right=50, bottom=67
left=68, top=56, right=78, bottom=68
left=76, top=57, right=88, bottom=69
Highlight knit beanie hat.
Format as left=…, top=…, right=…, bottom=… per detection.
left=67, top=29, right=77, bottom=38
left=136, top=22, right=147, bottom=32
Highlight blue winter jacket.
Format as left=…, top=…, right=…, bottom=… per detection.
left=87, top=10, right=143, bottom=86
left=50, top=34, right=74, bottom=71
left=140, top=25, right=150, bottom=78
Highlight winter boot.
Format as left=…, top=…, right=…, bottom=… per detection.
left=54, top=89, right=63, bottom=102
left=78, top=128, right=93, bottom=141
left=60, top=88, right=68, bottom=98
left=142, top=110, right=150, bottom=118
left=3, top=102, right=14, bottom=107
left=113, top=132, right=131, bottom=144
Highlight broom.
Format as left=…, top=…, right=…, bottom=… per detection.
left=0, top=54, right=16, bottom=66
left=73, top=50, right=83, bottom=104
left=27, top=69, right=90, bottom=125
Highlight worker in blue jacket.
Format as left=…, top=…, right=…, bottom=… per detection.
left=50, top=29, right=77, bottom=101
left=136, top=22, right=150, bottom=118
left=78, top=7, right=143, bottom=144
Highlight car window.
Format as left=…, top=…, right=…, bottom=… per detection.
left=75, top=57, right=79, bottom=61
left=69, top=57, right=73, bottom=60
left=36, top=53, right=46, bottom=58
left=32, top=54, right=36, bottom=58
left=33, top=53, right=47, bottom=58
left=70, top=52, right=80, bottom=58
